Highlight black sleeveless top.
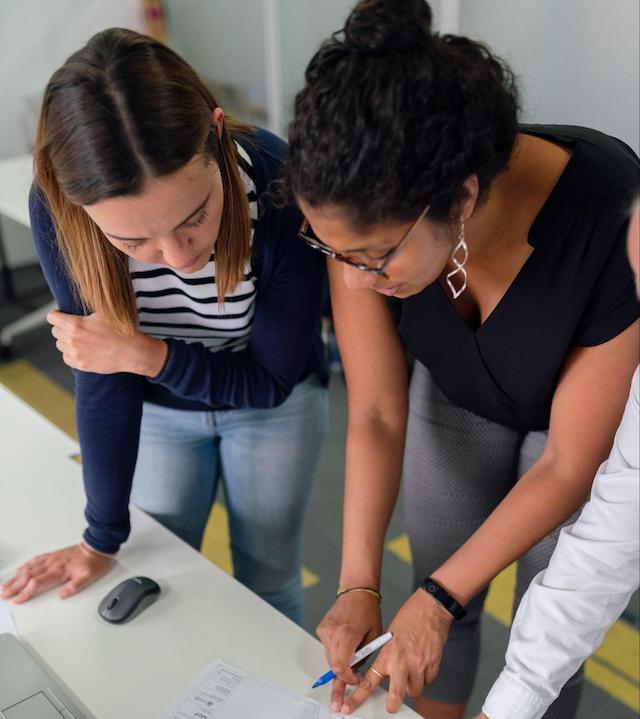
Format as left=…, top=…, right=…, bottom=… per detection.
left=395, top=125, right=639, bottom=432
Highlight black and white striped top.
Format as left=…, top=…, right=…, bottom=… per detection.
left=128, top=143, right=258, bottom=353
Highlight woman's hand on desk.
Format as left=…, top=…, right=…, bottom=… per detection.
left=0, top=544, right=113, bottom=603
left=48, top=310, right=168, bottom=377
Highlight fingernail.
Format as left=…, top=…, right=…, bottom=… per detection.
left=341, top=705, right=350, bottom=715
left=331, top=702, right=339, bottom=712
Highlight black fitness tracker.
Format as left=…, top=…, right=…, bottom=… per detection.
left=420, top=576, right=468, bottom=621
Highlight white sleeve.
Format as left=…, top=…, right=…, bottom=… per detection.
left=482, top=367, right=640, bottom=719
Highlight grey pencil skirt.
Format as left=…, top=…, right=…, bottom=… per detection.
left=403, top=362, right=583, bottom=716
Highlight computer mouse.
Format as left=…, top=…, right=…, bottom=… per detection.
left=98, top=576, right=161, bottom=624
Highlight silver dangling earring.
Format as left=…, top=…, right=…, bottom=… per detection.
left=445, top=218, right=468, bottom=299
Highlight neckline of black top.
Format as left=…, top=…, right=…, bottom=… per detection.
left=436, top=126, right=587, bottom=336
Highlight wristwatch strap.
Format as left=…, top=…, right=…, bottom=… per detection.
left=420, top=577, right=467, bottom=621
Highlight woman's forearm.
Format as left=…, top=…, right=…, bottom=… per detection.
left=339, top=416, right=407, bottom=589
left=431, top=454, right=593, bottom=605
left=75, top=371, right=145, bottom=553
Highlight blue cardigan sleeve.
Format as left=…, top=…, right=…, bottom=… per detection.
left=29, top=186, right=143, bottom=554
left=147, top=199, right=325, bottom=408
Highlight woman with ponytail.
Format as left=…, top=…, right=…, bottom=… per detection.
left=286, top=0, right=639, bottom=715
left=0, top=28, right=328, bottom=626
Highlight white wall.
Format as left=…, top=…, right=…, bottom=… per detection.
left=459, top=0, right=639, bottom=154
left=2, top=0, right=637, bottom=270
left=274, top=0, right=639, bottom=152
left=0, top=0, right=142, bottom=267
left=3, top=0, right=636, bottom=160
left=0, top=0, right=142, bottom=160
left=277, top=0, right=358, bottom=131
left=167, top=0, right=266, bottom=91
left=166, top=0, right=268, bottom=127
left=278, top=0, right=448, bottom=131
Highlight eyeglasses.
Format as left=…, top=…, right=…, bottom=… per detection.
left=298, top=203, right=431, bottom=279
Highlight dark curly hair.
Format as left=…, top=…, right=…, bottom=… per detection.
left=285, top=0, right=519, bottom=227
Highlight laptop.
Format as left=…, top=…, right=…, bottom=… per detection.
left=0, top=634, right=89, bottom=719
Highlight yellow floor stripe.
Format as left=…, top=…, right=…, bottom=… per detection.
left=597, top=619, right=640, bottom=684
left=0, top=359, right=76, bottom=438
left=386, top=532, right=639, bottom=707
left=302, top=567, right=320, bottom=589
left=585, top=657, right=640, bottom=713
left=201, top=502, right=319, bottom=588
left=484, top=563, right=516, bottom=627
left=387, top=533, right=412, bottom=564
left=201, top=502, right=234, bottom=574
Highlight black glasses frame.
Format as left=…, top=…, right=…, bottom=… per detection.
left=298, top=204, right=430, bottom=279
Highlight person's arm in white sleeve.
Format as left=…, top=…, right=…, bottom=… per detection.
left=481, top=366, right=640, bottom=719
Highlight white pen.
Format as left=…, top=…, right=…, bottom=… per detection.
left=311, top=632, right=393, bottom=688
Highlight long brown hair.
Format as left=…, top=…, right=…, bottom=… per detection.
left=33, top=27, right=253, bottom=334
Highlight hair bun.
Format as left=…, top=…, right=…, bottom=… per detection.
left=343, top=0, right=433, bottom=54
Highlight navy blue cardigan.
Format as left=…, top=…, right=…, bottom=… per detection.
left=30, top=128, right=328, bottom=553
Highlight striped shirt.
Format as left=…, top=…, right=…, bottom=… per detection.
left=128, top=142, right=258, bottom=354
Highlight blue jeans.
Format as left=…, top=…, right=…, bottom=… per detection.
left=129, top=376, right=328, bottom=625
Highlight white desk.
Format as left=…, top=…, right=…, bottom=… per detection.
left=0, top=384, right=418, bottom=719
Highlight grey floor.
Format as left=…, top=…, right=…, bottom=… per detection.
left=1, top=263, right=638, bottom=719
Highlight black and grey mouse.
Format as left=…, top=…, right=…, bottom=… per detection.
left=98, top=576, right=161, bottom=624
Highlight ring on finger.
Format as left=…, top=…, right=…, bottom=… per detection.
left=369, top=665, right=385, bottom=680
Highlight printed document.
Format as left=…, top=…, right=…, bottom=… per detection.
left=162, top=659, right=361, bottom=719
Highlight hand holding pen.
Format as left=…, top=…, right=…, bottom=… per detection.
left=312, top=632, right=393, bottom=688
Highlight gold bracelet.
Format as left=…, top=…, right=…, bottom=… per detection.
left=336, top=586, right=382, bottom=602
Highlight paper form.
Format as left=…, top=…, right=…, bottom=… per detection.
left=0, top=600, right=17, bottom=637
left=161, top=659, right=362, bottom=719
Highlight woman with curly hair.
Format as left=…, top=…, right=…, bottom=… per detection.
left=285, top=0, right=639, bottom=716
